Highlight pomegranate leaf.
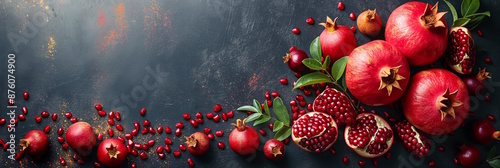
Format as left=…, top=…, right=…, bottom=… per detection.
left=263, top=100, right=271, bottom=116
left=453, top=18, right=471, bottom=27
left=461, top=0, right=479, bottom=17
left=246, top=113, right=262, bottom=122
left=310, top=36, right=322, bottom=62
left=273, top=121, right=284, bottom=132
left=236, top=106, right=259, bottom=113
left=466, top=14, right=488, bottom=30
left=302, top=58, right=323, bottom=70
left=488, top=159, right=500, bottom=168
left=273, top=97, right=290, bottom=125
left=488, top=147, right=497, bottom=160
left=253, top=116, right=270, bottom=126
left=293, top=72, right=332, bottom=90
left=274, top=127, right=291, bottom=141
left=322, top=56, right=330, bottom=70
left=331, top=56, right=348, bottom=81
left=253, top=99, right=262, bottom=114
left=340, top=76, right=347, bottom=91
left=443, top=0, right=458, bottom=21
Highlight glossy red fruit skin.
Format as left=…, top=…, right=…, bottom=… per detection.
left=346, top=40, right=410, bottom=106
left=263, top=139, right=285, bottom=161
left=402, top=69, right=470, bottom=135
left=97, top=138, right=127, bottom=168
left=186, top=132, right=210, bottom=156
left=457, top=145, right=481, bottom=168
left=319, top=17, right=357, bottom=63
left=385, top=2, right=448, bottom=66
left=66, top=122, right=97, bottom=156
left=472, top=120, right=499, bottom=145
left=23, top=90, right=29, bottom=100
left=284, top=49, right=309, bottom=74
left=21, top=130, right=49, bottom=160
left=229, top=119, right=260, bottom=155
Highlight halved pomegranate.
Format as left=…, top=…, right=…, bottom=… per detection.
left=394, top=121, right=431, bottom=158
left=345, top=113, right=393, bottom=158
left=312, top=87, right=357, bottom=125
left=445, top=27, right=475, bottom=74
left=292, top=112, right=338, bottom=153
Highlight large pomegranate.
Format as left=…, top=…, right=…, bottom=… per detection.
left=20, top=130, right=49, bottom=160
left=319, top=16, right=357, bottom=63
left=312, top=87, right=357, bottom=125
left=229, top=118, right=260, bottom=155
left=345, top=113, right=393, bottom=158
left=97, top=138, right=127, bottom=168
left=345, top=40, right=410, bottom=106
left=66, top=122, right=97, bottom=156
left=385, top=2, right=448, bottom=66
left=393, top=121, right=431, bottom=158
left=292, top=112, right=338, bottom=153
left=445, top=27, right=475, bottom=74
left=402, top=69, right=470, bottom=135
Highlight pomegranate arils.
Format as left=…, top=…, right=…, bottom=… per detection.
left=195, top=112, right=203, bottom=119
left=18, top=114, right=25, bottom=121
left=108, top=111, right=114, bottom=119
left=292, top=112, right=338, bottom=153
left=485, top=57, right=492, bottom=64
left=445, top=27, right=475, bottom=74
left=58, top=128, right=64, bottom=135
left=343, top=156, right=349, bottom=165
left=142, top=144, right=149, bottom=151
left=338, top=1, right=345, bottom=10
left=142, top=128, right=149, bottom=135
left=43, top=125, right=50, bottom=133
left=148, top=139, right=155, bottom=146
left=204, top=127, right=211, bottom=134
left=97, top=110, right=106, bottom=117
left=429, top=160, right=436, bottom=167
left=292, top=27, right=300, bottom=34
left=306, top=17, right=314, bottom=25
left=218, top=142, right=225, bottom=149
left=117, top=136, right=125, bottom=143
left=149, top=127, right=156, bottom=134
left=22, top=106, right=27, bottom=115
left=350, top=25, right=356, bottom=33
left=206, top=112, right=214, bottom=119
left=139, top=151, right=148, bottom=160
left=189, top=119, right=198, bottom=128
left=97, top=133, right=103, bottom=141
left=179, top=144, right=186, bottom=151
left=222, top=113, right=228, bottom=121
left=183, top=113, right=191, bottom=120
left=70, top=117, right=78, bottom=123
left=173, top=150, right=181, bottom=158
left=143, top=119, right=151, bottom=127
left=165, top=126, right=172, bottom=134
left=131, top=129, right=138, bottom=136
left=393, top=121, right=430, bottom=158
left=280, top=78, right=288, bottom=85
left=156, top=126, right=163, bottom=134
left=268, top=123, right=274, bottom=130
left=488, top=115, right=495, bottom=121
left=164, top=137, right=173, bottom=145
left=175, top=128, right=182, bottom=136
left=208, top=133, right=214, bottom=140
left=131, top=163, right=137, bottom=168
left=215, top=130, right=224, bottom=137
left=158, top=153, right=165, bottom=159
left=313, top=87, right=357, bottom=125
left=213, top=115, right=221, bottom=122
left=116, top=124, right=123, bottom=131
left=156, top=146, right=164, bottom=153
left=23, top=90, right=29, bottom=100
left=349, top=12, right=356, bottom=20
left=51, top=113, right=57, bottom=121
left=95, top=104, right=102, bottom=111
left=108, top=119, right=115, bottom=126
left=358, top=160, right=365, bottom=167
left=259, top=129, right=267, bottom=136
left=214, top=104, right=222, bottom=112
left=187, top=158, right=194, bottom=167
left=64, top=112, right=72, bottom=119
left=140, top=107, right=146, bottom=116
left=345, top=114, right=393, bottom=158
left=93, top=162, right=100, bottom=167
left=59, top=157, right=66, bottom=166
left=41, top=111, right=49, bottom=118
left=35, top=116, right=42, bottom=123
left=115, top=112, right=121, bottom=121
left=108, top=128, right=114, bottom=137
left=265, top=91, right=271, bottom=100
left=227, top=110, right=234, bottom=118
left=175, top=122, right=184, bottom=129
left=438, top=146, right=445, bottom=151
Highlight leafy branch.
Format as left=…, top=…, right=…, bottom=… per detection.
left=443, top=0, right=490, bottom=29
left=487, top=147, right=500, bottom=168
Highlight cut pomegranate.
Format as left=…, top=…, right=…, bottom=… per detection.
left=292, top=112, right=338, bottom=153
left=445, top=27, right=475, bottom=74
left=345, top=113, right=393, bottom=158
left=313, top=87, right=357, bottom=125
left=393, top=121, right=430, bottom=158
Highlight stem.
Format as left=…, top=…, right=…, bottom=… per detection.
left=487, top=155, right=500, bottom=162
left=269, top=116, right=291, bottom=127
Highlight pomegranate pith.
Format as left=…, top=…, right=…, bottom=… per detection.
left=394, top=121, right=431, bottom=158
left=312, top=87, right=357, bottom=125
left=292, top=112, right=338, bottom=153
left=345, top=113, right=393, bottom=158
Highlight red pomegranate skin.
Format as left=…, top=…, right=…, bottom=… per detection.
left=22, top=130, right=49, bottom=160
left=97, top=138, right=127, bottom=168
left=66, top=122, right=97, bottom=156
left=385, top=1, right=448, bottom=66
left=319, top=18, right=357, bottom=63
left=346, top=40, right=410, bottom=106
left=402, top=69, right=469, bottom=135
left=229, top=124, right=260, bottom=155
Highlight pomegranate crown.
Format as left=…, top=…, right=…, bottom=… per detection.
left=378, top=65, right=406, bottom=96
left=19, top=139, right=30, bottom=150
left=271, top=145, right=283, bottom=157
left=185, top=135, right=198, bottom=148
left=231, top=118, right=248, bottom=131
left=366, top=9, right=377, bottom=21
left=283, top=53, right=291, bottom=63
left=319, top=16, right=338, bottom=32
left=477, top=68, right=491, bottom=81
left=437, top=88, right=463, bottom=121
left=420, top=2, right=447, bottom=28
left=106, top=143, right=121, bottom=159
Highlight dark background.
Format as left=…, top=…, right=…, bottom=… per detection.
left=0, top=0, right=499, bottom=167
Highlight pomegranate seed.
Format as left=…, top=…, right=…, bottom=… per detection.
left=51, top=113, right=57, bottom=121
left=213, top=115, right=220, bottom=122
left=179, top=144, right=186, bottom=151
left=156, top=126, right=163, bottom=134
left=142, top=144, right=149, bottom=151
left=164, top=137, right=173, bottom=145
left=485, top=57, right=492, bottom=64
left=43, top=125, right=50, bottom=133
left=329, top=148, right=336, bottom=155
left=222, top=113, right=228, bottom=121
left=175, top=128, right=182, bottom=136
left=147, top=139, right=155, bottom=146
left=265, top=91, right=271, bottom=100
left=214, top=104, right=222, bottom=112
left=175, top=122, right=184, bottom=129
left=267, top=100, right=273, bottom=107
left=389, top=117, right=397, bottom=123
left=8, top=98, right=14, bottom=106
left=349, top=12, right=356, bottom=20
left=343, top=156, right=349, bottom=165
left=165, top=126, right=172, bottom=134
left=108, top=111, right=114, bottom=119
left=70, top=117, right=78, bottom=123
left=453, top=158, right=458, bottom=165
left=299, top=101, right=306, bottom=107
left=190, top=119, right=198, bottom=128
left=173, top=150, right=181, bottom=158
left=59, top=157, right=66, bottom=166
left=35, top=116, right=42, bottom=123
left=259, top=129, right=266, bottom=136
left=97, top=133, right=103, bottom=141
left=131, top=129, right=138, bottom=136
left=183, top=113, right=191, bottom=120
left=133, top=121, right=140, bottom=129
left=149, top=127, right=155, bottom=134
left=296, top=95, right=304, bottom=101
left=338, top=1, right=345, bottom=10
left=116, top=124, right=123, bottom=131
left=227, top=110, right=234, bottom=118
left=215, top=130, right=223, bottom=137
left=307, top=103, right=312, bottom=111
left=372, top=158, right=378, bottom=167
left=268, top=123, right=274, bottom=130
left=206, top=112, right=214, bottom=119
left=135, top=143, right=142, bottom=150
left=65, top=112, right=72, bottom=119
left=140, top=107, right=146, bottom=116
left=139, top=151, right=148, bottom=160
left=194, top=112, right=203, bottom=119
left=125, top=133, right=132, bottom=139
left=95, top=104, right=102, bottom=111
left=350, top=25, right=356, bottom=33
left=115, top=112, right=121, bottom=121
left=98, top=110, right=106, bottom=117
left=217, top=141, right=225, bottom=149
left=187, top=158, right=194, bottom=167
left=385, top=152, right=391, bottom=159
left=93, top=162, right=101, bottom=167
left=131, top=163, right=137, bottom=168
left=22, top=106, right=27, bottom=115
left=156, top=146, right=164, bottom=153
left=208, top=133, right=214, bottom=140
left=485, top=95, right=491, bottom=102
left=41, top=111, right=49, bottom=118
left=23, top=90, right=29, bottom=100
left=57, top=128, right=64, bottom=135
left=158, top=153, right=165, bottom=159
left=438, top=146, right=445, bottom=151
left=488, top=115, right=495, bottom=121
left=204, top=127, right=211, bottom=134
left=358, top=160, right=365, bottom=167
left=127, top=140, right=134, bottom=146
left=57, top=136, right=65, bottom=143
left=18, top=114, right=25, bottom=121
left=306, top=17, right=314, bottom=25
left=280, top=78, right=288, bottom=85
left=117, top=136, right=125, bottom=143
left=290, top=100, right=297, bottom=107
left=281, top=137, right=289, bottom=145
left=289, top=45, right=297, bottom=52
left=292, top=27, right=300, bottom=34
left=477, top=29, right=483, bottom=36
left=108, top=119, right=115, bottom=126
left=429, top=160, right=436, bottom=167
left=247, top=111, right=252, bottom=116
left=165, top=145, right=171, bottom=153
left=143, top=119, right=151, bottom=127
left=108, top=128, right=114, bottom=137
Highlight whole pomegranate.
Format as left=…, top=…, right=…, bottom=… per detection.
left=463, top=68, right=491, bottom=96
left=292, top=112, right=338, bottom=153
left=263, top=139, right=285, bottom=161
left=319, top=16, right=357, bottom=63
left=66, top=122, right=97, bottom=156
left=402, top=69, right=470, bottom=135
left=185, top=132, right=210, bottom=156
left=312, top=87, right=357, bottom=125
left=283, top=48, right=309, bottom=74
left=97, top=138, right=127, bottom=168
left=393, top=121, right=431, bottom=158
left=345, top=113, right=393, bottom=158
left=385, top=2, right=448, bottom=66
left=356, top=9, right=383, bottom=37
left=472, top=120, right=500, bottom=145
left=346, top=40, right=410, bottom=106
left=445, top=27, right=475, bottom=74
left=20, top=130, right=49, bottom=160
left=229, top=118, right=260, bottom=155
left=457, top=145, right=481, bottom=168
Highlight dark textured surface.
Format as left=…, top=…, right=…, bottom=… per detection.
left=0, top=0, right=499, bottom=167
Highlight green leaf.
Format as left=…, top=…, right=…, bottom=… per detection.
left=461, top=0, right=480, bottom=17
left=310, top=36, right=322, bottom=62
left=293, top=72, right=332, bottom=90
left=341, top=75, right=347, bottom=91
left=272, top=97, right=290, bottom=126
left=273, top=121, right=284, bottom=132
left=331, top=56, right=348, bottom=81
left=466, top=14, right=487, bottom=30
left=453, top=18, right=471, bottom=27
left=263, top=100, right=270, bottom=116
left=253, top=115, right=270, bottom=126
left=274, top=127, right=292, bottom=141
left=236, top=105, right=259, bottom=113
left=246, top=113, right=262, bottom=122
left=488, top=159, right=500, bottom=168
left=322, top=56, right=330, bottom=70
left=253, top=99, right=262, bottom=114
left=465, top=11, right=491, bottom=18
left=443, top=0, right=458, bottom=21
left=488, top=147, right=497, bottom=160
left=302, top=58, right=323, bottom=71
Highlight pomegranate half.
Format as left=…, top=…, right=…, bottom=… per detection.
left=344, top=113, right=393, bottom=158
left=402, top=69, right=470, bottom=135
left=319, top=16, right=357, bottom=63
left=445, top=27, right=476, bottom=74
left=292, top=112, right=338, bottom=153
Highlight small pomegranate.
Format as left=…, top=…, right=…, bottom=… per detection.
left=457, top=145, right=481, bottom=167
left=66, top=122, right=97, bottom=156
left=345, top=113, right=393, bottom=158
left=292, top=112, right=338, bottom=153
left=346, top=40, right=410, bottom=106
left=185, top=132, right=210, bottom=156
left=312, top=87, right=357, bottom=125
left=283, top=48, right=309, bottom=74
left=20, top=130, right=49, bottom=160
left=402, top=69, right=470, bottom=135
left=263, top=139, right=285, bottom=161
left=385, top=2, right=448, bottom=66
left=97, top=138, right=127, bottom=168
left=472, top=120, right=500, bottom=145
left=356, top=9, right=383, bottom=36
left=445, top=27, right=475, bottom=74
left=319, top=16, right=357, bottom=63
left=229, top=118, right=260, bottom=155
left=463, top=68, right=491, bottom=96
left=393, top=121, right=431, bottom=158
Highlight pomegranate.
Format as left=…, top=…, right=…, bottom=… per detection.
left=319, top=16, right=357, bottom=63
left=346, top=40, right=410, bottom=106
left=445, top=27, right=475, bottom=74
left=263, top=139, right=285, bottom=161
left=345, top=113, right=393, bottom=158
left=463, top=68, right=491, bottom=96
left=185, top=132, right=210, bottom=156
left=457, top=145, right=481, bottom=167
left=472, top=120, right=500, bottom=145
left=97, top=138, right=127, bottom=168
left=312, top=87, right=357, bottom=125
left=385, top=2, right=448, bottom=66
left=402, top=69, right=470, bottom=135
left=292, top=112, right=338, bottom=153
left=283, top=48, right=309, bottom=74
left=356, top=9, right=383, bottom=36
left=66, top=122, right=97, bottom=156
left=229, top=118, right=260, bottom=155
left=20, top=130, right=49, bottom=160
left=393, top=121, right=431, bottom=158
